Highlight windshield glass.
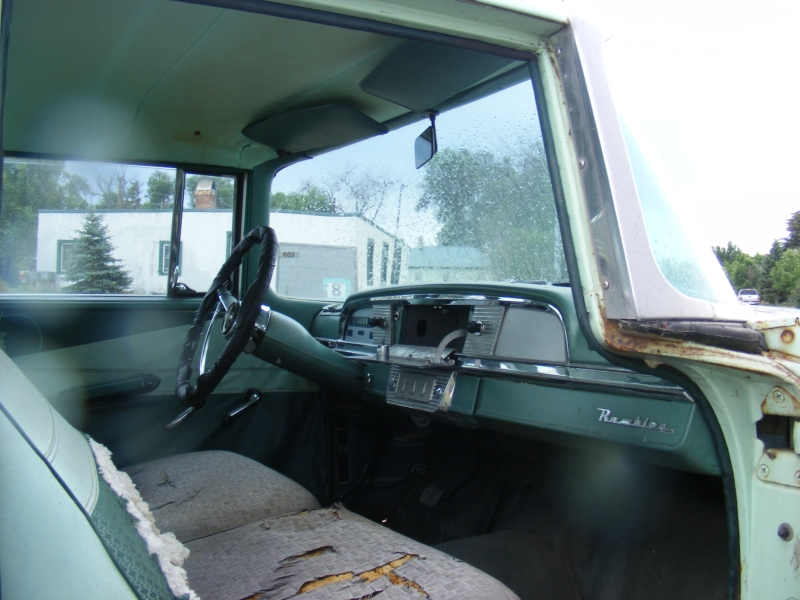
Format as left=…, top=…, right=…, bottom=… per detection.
left=269, top=78, right=567, bottom=301
left=602, top=39, right=737, bottom=304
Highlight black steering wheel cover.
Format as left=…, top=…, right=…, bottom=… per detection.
left=176, top=226, right=278, bottom=408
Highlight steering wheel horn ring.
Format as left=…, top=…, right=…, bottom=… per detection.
left=174, top=226, right=278, bottom=411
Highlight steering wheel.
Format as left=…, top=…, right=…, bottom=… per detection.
left=173, top=226, right=278, bottom=417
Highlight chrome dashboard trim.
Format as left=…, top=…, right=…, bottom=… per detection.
left=459, top=358, right=689, bottom=400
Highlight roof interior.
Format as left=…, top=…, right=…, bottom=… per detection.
left=5, top=0, right=544, bottom=169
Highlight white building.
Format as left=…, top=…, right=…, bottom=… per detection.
left=36, top=208, right=408, bottom=299
left=407, top=246, right=490, bottom=283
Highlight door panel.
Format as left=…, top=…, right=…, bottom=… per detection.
left=0, top=297, right=327, bottom=499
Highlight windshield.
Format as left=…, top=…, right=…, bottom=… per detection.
left=602, top=39, right=737, bottom=305
left=269, top=79, right=567, bottom=301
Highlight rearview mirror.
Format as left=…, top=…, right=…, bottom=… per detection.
left=415, top=121, right=437, bottom=169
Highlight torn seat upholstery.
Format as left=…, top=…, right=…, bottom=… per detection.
left=0, top=348, right=519, bottom=599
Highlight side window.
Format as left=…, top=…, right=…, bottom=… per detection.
left=174, top=173, right=237, bottom=294
left=0, top=159, right=176, bottom=295
left=0, top=160, right=239, bottom=296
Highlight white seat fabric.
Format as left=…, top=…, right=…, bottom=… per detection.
left=125, top=451, right=320, bottom=543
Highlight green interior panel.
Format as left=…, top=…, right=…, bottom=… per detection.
left=473, top=377, right=719, bottom=475
left=345, top=282, right=610, bottom=366
left=5, top=0, right=408, bottom=168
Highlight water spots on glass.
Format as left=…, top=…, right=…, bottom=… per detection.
left=270, top=82, right=567, bottom=300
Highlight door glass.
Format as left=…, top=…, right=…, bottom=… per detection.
left=269, top=78, right=566, bottom=300
left=0, top=158, right=175, bottom=295
left=176, top=174, right=236, bottom=293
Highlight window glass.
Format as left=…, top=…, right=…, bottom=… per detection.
left=618, top=121, right=735, bottom=303
left=270, top=78, right=566, bottom=300
left=0, top=158, right=175, bottom=294
left=603, top=39, right=736, bottom=305
left=175, top=174, right=236, bottom=293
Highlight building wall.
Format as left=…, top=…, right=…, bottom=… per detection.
left=269, top=212, right=408, bottom=296
left=36, top=210, right=407, bottom=296
left=37, top=210, right=174, bottom=295
left=407, top=267, right=487, bottom=284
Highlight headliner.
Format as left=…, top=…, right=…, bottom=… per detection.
left=4, top=0, right=562, bottom=168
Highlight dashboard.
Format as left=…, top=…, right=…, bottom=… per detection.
left=314, top=287, right=721, bottom=476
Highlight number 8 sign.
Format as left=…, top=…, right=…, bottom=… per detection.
left=323, top=278, right=351, bottom=299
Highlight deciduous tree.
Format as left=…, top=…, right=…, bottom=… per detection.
left=145, top=170, right=175, bottom=209
left=271, top=186, right=337, bottom=213
left=0, top=159, right=90, bottom=285
left=416, top=144, right=565, bottom=282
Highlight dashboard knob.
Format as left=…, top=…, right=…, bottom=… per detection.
left=388, top=377, right=398, bottom=392
left=432, top=386, right=444, bottom=400
left=368, top=317, right=387, bottom=328
left=466, top=320, right=484, bottom=335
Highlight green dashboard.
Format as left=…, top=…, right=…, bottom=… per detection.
left=311, top=283, right=720, bottom=476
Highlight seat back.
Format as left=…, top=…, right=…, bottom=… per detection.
left=0, top=349, right=177, bottom=600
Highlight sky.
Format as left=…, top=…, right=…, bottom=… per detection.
left=566, top=0, right=800, bottom=255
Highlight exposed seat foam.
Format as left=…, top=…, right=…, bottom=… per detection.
left=125, top=451, right=320, bottom=543
left=186, top=505, right=519, bottom=600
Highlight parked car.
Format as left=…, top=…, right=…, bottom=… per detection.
left=738, top=288, right=761, bottom=304
left=1, top=1, right=798, bottom=600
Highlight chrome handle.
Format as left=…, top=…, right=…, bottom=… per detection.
left=224, top=390, right=262, bottom=425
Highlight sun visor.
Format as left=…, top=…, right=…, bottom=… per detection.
left=360, top=42, right=516, bottom=112
left=242, top=104, right=388, bottom=154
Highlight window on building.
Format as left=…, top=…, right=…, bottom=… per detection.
left=390, top=243, right=402, bottom=285
left=159, top=241, right=171, bottom=275
left=56, top=240, right=77, bottom=274
left=159, top=241, right=184, bottom=276
left=381, top=242, right=389, bottom=285
left=366, top=239, right=375, bottom=285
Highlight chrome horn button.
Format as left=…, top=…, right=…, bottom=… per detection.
left=221, top=301, right=240, bottom=337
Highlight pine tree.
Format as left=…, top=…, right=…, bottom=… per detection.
left=64, top=212, right=132, bottom=293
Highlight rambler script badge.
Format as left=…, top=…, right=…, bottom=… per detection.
left=597, top=408, right=674, bottom=434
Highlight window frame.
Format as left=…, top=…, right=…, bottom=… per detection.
left=56, top=239, right=76, bottom=275
left=169, top=168, right=246, bottom=298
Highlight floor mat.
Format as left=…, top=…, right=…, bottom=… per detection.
left=435, top=530, right=583, bottom=600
